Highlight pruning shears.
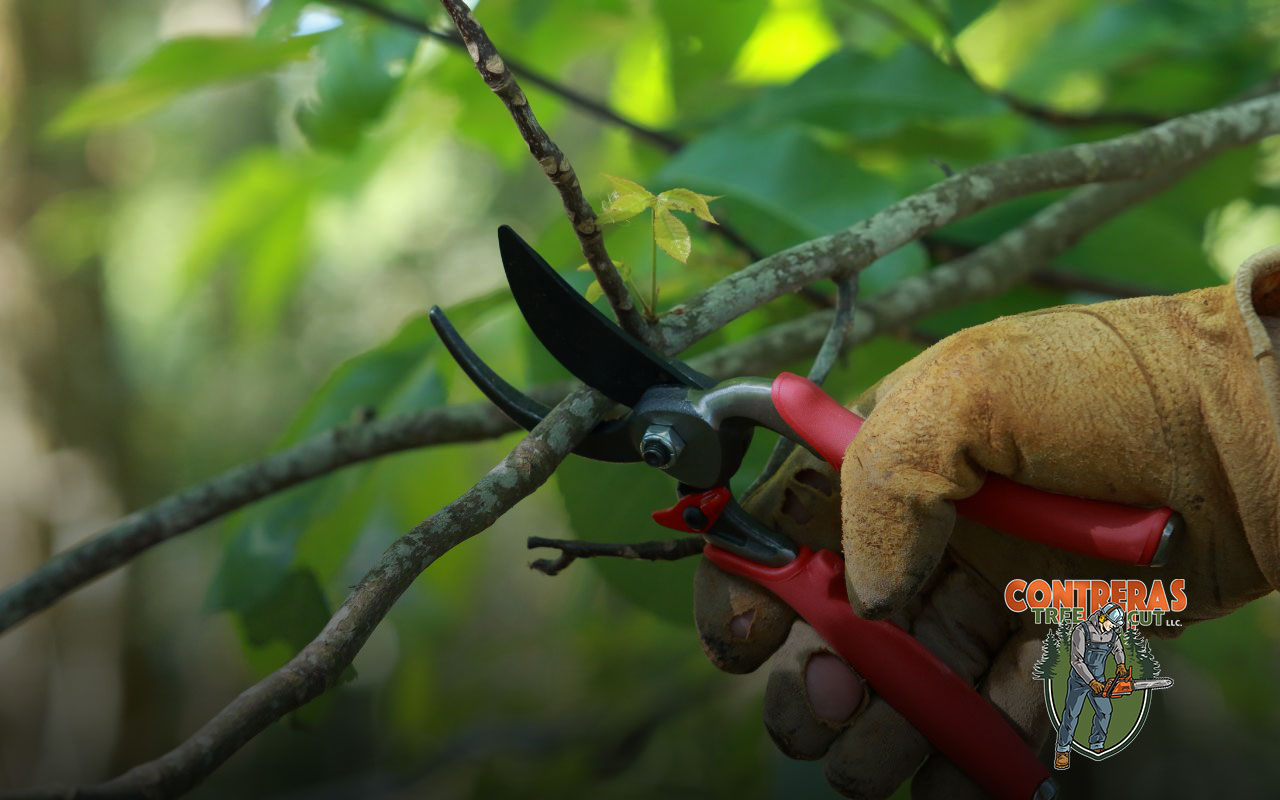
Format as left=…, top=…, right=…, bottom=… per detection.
left=429, top=226, right=1183, bottom=800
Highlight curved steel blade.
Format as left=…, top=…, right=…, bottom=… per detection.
left=428, top=306, right=638, bottom=463
left=497, top=225, right=714, bottom=407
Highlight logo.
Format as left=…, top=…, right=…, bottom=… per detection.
left=1004, top=580, right=1180, bottom=770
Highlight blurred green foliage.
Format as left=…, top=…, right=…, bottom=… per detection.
left=29, top=0, right=1280, bottom=796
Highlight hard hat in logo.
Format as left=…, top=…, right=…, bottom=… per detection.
left=1100, top=602, right=1126, bottom=628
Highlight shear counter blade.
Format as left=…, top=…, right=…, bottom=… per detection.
left=428, top=306, right=638, bottom=463
left=496, top=225, right=715, bottom=407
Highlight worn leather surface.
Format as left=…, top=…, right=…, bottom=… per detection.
left=692, top=251, right=1280, bottom=799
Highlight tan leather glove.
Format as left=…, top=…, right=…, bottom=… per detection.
left=1089, top=679, right=1107, bottom=695
left=693, top=248, right=1280, bottom=799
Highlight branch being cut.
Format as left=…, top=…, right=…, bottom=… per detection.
left=658, top=91, right=1280, bottom=352
left=527, top=535, right=703, bottom=576
left=436, top=0, right=654, bottom=345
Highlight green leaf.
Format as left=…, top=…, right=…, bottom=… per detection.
left=654, top=0, right=768, bottom=114
left=657, top=188, right=719, bottom=224
left=744, top=46, right=1002, bottom=138
left=657, top=124, right=926, bottom=292
left=599, top=174, right=656, bottom=224
left=653, top=207, right=691, bottom=263
left=48, top=35, right=317, bottom=136
left=295, top=21, right=418, bottom=153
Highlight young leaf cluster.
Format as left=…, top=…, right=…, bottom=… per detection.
left=583, top=174, right=718, bottom=318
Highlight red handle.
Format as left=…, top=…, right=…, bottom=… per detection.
left=770, top=371, right=1176, bottom=566
left=706, top=544, right=1052, bottom=800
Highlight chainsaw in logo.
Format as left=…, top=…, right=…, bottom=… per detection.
left=1033, top=602, right=1175, bottom=770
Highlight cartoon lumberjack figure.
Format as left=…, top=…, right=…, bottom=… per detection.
left=1054, top=602, right=1127, bottom=769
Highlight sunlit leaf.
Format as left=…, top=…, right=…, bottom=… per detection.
left=599, top=174, right=656, bottom=224
left=49, top=35, right=318, bottom=136
left=657, top=187, right=719, bottom=224
left=653, top=207, right=691, bottom=263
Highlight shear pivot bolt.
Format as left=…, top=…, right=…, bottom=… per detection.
left=640, top=424, right=684, bottom=469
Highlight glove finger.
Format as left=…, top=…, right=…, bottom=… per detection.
left=694, top=559, right=795, bottom=673
left=840, top=342, right=1019, bottom=620
left=823, top=696, right=930, bottom=800
left=694, top=448, right=842, bottom=673
left=762, top=620, right=867, bottom=760
left=911, top=628, right=1051, bottom=800
left=823, top=562, right=1013, bottom=799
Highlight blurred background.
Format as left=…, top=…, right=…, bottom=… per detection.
left=2, top=0, right=1280, bottom=797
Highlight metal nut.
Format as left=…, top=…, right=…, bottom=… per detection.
left=640, top=424, right=685, bottom=469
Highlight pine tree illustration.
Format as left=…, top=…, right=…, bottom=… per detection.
left=1124, top=630, right=1162, bottom=680
left=1032, top=624, right=1072, bottom=681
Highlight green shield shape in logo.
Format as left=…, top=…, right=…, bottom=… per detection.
left=1034, top=623, right=1166, bottom=761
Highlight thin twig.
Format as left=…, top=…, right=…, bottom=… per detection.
left=527, top=535, right=704, bottom=576
left=326, top=0, right=682, bottom=152
left=1028, top=267, right=1167, bottom=298
left=744, top=274, right=858, bottom=497
left=437, top=0, right=655, bottom=345
left=923, top=237, right=1166, bottom=298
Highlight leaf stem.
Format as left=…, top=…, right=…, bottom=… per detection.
left=650, top=207, right=658, bottom=319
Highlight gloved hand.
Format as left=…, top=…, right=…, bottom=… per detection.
left=1117, top=663, right=1131, bottom=678
left=693, top=249, right=1280, bottom=799
left=1089, top=679, right=1107, bottom=696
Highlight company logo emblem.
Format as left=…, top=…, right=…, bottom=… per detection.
left=1004, top=580, right=1180, bottom=769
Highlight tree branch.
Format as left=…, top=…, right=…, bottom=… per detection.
left=436, top=0, right=656, bottom=345
left=693, top=168, right=1194, bottom=380
left=657, top=91, right=1280, bottom=353
left=325, top=0, right=682, bottom=152
left=0, top=397, right=529, bottom=634
left=3, top=387, right=616, bottom=800
left=0, top=316, right=880, bottom=636
left=5, top=93, right=1275, bottom=638
left=527, top=535, right=704, bottom=576
left=9, top=91, right=1273, bottom=799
